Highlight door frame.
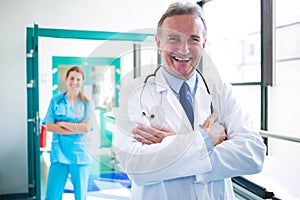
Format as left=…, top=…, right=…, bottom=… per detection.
left=26, top=24, right=153, bottom=199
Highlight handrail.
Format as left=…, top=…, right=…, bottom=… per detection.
left=259, top=130, right=300, bottom=143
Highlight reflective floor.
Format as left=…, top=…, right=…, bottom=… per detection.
left=41, top=150, right=131, bottom=199
left=62, top=173, right=131, bottom=200
left=63, top=188, right=130, bottom=200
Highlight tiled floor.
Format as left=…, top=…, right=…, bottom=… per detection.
left=63, top=188, right=130, bottom=200
left=61, top=173, right=131, bottom=200
left=41, top=152, right=131, bottom=199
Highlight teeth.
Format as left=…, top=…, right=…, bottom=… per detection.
left=174, top=56, right=190, bottom=61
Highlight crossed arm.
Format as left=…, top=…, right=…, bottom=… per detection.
left=46, top=119, right=90, bottom=134
left=133, top=112, right=227, bottom=146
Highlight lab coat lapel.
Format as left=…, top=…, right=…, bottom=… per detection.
left=155, top=69, right=193, bottom=133
left=194, top=76, right=212, bottom=127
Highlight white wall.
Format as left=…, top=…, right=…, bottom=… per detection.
left=0, top=0, right=180, bottom=195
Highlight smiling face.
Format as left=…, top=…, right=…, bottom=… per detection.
left=156, top=14, right=206, bottom=80
left=65, top=70, right=84, bottom=97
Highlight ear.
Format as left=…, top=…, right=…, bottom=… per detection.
left=155, top=35, right=161, bottom=54
left=202, top=38, right=207, bottom=49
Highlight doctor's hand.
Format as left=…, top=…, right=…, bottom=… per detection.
left=201, top=112, right=227, bottom=146
left=133, top=124, right=174, bottom=145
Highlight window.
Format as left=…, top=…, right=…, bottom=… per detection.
left=203, top=0, right=261, bottom=128
left=268, top=0, right=300, bottom=167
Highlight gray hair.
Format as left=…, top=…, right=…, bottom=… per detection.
left=157, top=2, right=207, bottom=38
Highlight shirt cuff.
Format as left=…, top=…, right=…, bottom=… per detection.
left=199, top=128, right=213, bottom=152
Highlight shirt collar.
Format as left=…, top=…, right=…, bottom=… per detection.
left=161, top=67, right=197, bottom=95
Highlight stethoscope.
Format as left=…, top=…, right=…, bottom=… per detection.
left=54, top=92, right=83, bottom=113
left=54, top=92, right=67, bottom=109
left=140, top=65, right=213, bottom=121
left=54, top=92, right=87, bottom=120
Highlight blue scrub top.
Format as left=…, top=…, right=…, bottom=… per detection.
left=43, top=92, right=92, bottom=164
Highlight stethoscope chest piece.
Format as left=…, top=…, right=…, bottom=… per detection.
left=142, top=105, right=166, bottom=126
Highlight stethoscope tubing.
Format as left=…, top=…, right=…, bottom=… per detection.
left=140, top=65, right=213, bottom=119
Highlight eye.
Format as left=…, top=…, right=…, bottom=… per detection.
left=190, top=36, right=201, bottom=43
left=168, top=36, right=180, bottom=42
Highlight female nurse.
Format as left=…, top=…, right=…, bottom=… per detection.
left=43, top=66, right=92, bottom=200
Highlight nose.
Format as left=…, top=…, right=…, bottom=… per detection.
left=178, top=41, right=189, bottom=55
left=71, top=79, right=78, bottom=87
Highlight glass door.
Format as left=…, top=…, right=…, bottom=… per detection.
left=26, top=24, right=156, bottom=199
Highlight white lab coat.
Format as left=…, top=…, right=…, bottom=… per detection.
left=114, top=68, right=266, bottom=200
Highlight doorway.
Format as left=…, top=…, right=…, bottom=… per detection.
left=26, top=24, right=156, bottom=199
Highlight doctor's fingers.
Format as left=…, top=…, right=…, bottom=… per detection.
left=133, top=134, right=154, bottom=145
left=207, top=123, right=226, bottom=146
left=133, top=131, right=162, bottom=144
left=133, top=125, right=165, bottom=143
left=215, top=129, right=227, bottom=145
left=151, top=124, right=175, bottom=137
left=133, top=125, right=169, bottom=143
left=201, top=112, right=218, bottom=129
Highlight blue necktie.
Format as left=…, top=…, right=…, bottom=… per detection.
left=179, top=82, right=194, bottom=128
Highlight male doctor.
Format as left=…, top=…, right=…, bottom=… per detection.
left=114, top=2, right=266, bottom=200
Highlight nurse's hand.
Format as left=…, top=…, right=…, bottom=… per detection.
left=201, top=112, right=227, bottom=146
left=133, top=124, right=174, bottom=145
left=56, top=120, right=90, bottom=133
